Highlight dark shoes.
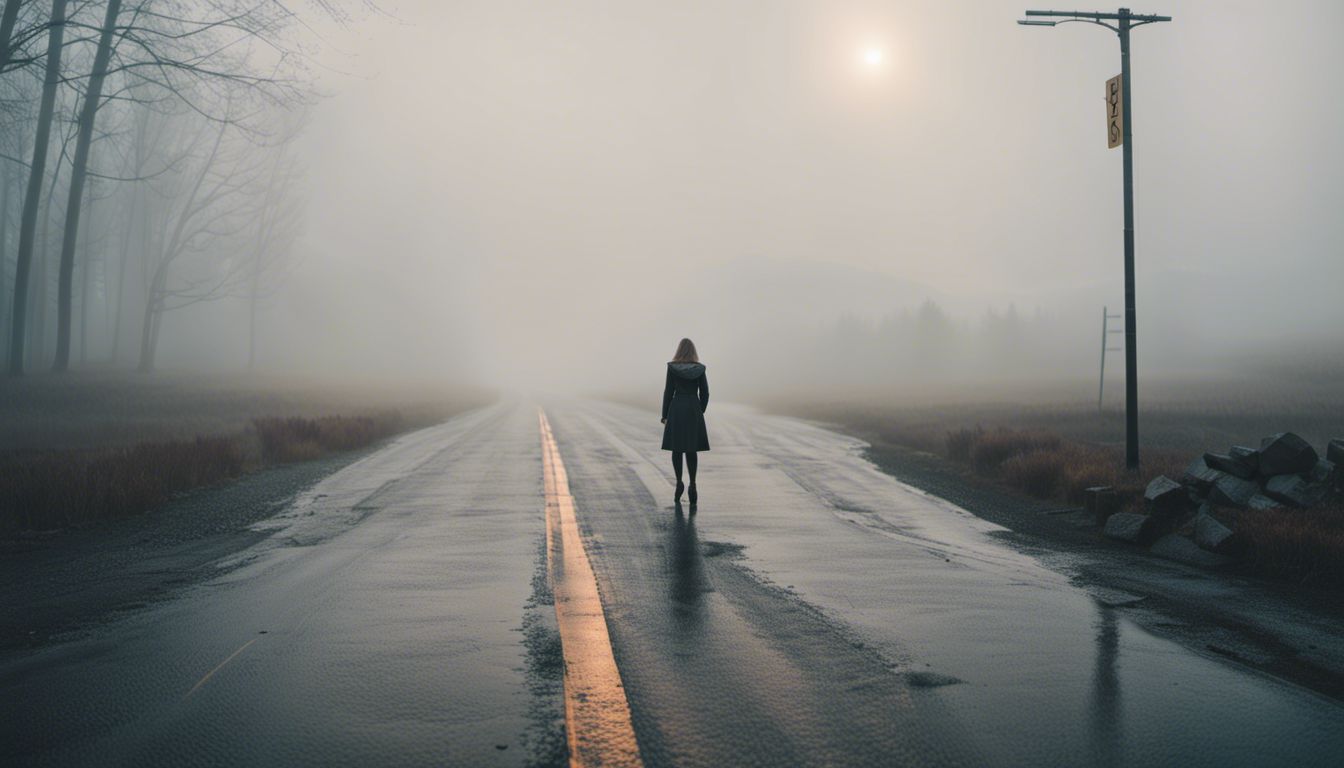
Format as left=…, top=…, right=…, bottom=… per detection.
left=674, top=481, right=698, bottom=506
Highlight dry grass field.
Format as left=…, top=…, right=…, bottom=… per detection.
left=0, top=372, right=485, bottom=452
left=771, top=365, right=1343, bottom=455
left=0, top=373, right=491, bottom=532
left=764, top=369, right=1344, bottom=587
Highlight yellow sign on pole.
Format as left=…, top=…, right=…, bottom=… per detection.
left=1106, top=74, right=1123, bottom=149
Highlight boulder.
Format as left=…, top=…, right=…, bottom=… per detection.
left=1085, top=486, right=1121, bottom=526
left=1258, top=432, right=1319, bottom=476
left=1204, top=451, right=1257, bottom=480
left=1145, top=475, right=1191, bottom=520
left=1149, top=533, right=1234, bottom=569
left=1209, top=473, right=1259, bottom=508
left=1263, top=474, right=1330, bottom=509
left=1194, top=510, right=1242, bottom=556
left=1229, top=445, right=1261, bottom=473
left=1247, top=494, right=1282, bottom=512
left=1308, top=459, right=1337, bottom=486
left=1104, top=512, right=1158, bottom=544
left=1182, top=458, right=1224, bottom=493
left=1328, top=439, right=1344, bottom=465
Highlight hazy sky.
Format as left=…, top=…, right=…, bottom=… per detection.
left=270, top=0, right=1344, bottom=390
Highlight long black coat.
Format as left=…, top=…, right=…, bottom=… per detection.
left=661, top=362, right=710, bottom=452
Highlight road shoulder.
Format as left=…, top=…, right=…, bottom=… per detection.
left=858, top=438, right=1344, bottom=702
left=0, top=448, right=369, bottom=653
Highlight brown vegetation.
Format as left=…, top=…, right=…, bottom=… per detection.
left=1237, top=505, right=1344, bottom=587
left=253, top=413, right=407, bottom=463
left=943, top=425, right=1185, bottom=509
left=964, top=428, right=1061, bottom=473
left=1, top=411, right=434, bottom=533
left=935, top=426, right=1344, bottom=588
left=1, top=437, right=244, bottom=531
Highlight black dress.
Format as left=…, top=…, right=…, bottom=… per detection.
left=661, top=362, right=710, bottom=452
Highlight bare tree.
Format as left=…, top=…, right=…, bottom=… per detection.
left=7, top=0, right=360, bottom=373
left=245, top=135, right=301, bottom=370
left=27, top=103, right=78, bottom=369
left=137, top=112, right=265, bottom=372
left=108, top=95, right=156, bottom=364
left=0, top=89, right=33, bottom=367
left=7, top=0, right=66, bottom=375
left=0, top=1, right=22, bottom=73
left=51, top=0, right=338, bottom=371
left=77, top=171, right=112, bottom=363
left=0, top=156, right=11, bottom=360
left=0, top=1, right=62, bottom=78
left=52, top=0, right=118, bottom=370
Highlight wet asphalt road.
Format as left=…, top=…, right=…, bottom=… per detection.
left=4, top=397, right=1344, bottom=767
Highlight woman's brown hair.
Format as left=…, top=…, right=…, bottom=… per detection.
left=671, top=338, right=699, bottom=363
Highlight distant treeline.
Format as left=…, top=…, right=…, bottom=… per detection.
left=762, top=300, right=1089, bottom=390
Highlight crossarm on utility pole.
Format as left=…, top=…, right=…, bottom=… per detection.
left=1025, top=9, right=1171, bottom=22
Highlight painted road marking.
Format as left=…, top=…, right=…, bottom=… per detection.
left=185, top=637, right=258, bottom=698
left=539, top=409, right=643, bottom=768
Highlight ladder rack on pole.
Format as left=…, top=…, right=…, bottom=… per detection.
left=1099, top=305, right=1124, bottom=411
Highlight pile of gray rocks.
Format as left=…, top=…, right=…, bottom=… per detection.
left=1095, top=433, right=1344, bottom=566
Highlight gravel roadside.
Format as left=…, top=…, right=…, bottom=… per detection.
left=858, top=439, right=1344, bottom=703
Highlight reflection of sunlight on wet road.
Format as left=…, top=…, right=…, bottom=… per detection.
left=540, top=409, right=643, bottom=768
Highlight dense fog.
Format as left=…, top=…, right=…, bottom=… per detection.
left=3, top=1, right=1341, bottom=401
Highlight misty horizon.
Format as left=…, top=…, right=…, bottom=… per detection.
left=6, top=0, right=1342, bottom=397
left=287, top=0, right=1344, bottom=390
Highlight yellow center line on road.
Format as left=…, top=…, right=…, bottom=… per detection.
left=185, top=637, right=258, bottom=698
left=539, top=409, right=644, bottom=768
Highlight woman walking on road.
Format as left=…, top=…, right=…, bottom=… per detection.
left=661, top=338, right=710, bottom=506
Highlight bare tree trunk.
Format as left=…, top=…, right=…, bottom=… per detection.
left=149, top=303, right=162, bottom=367
left=247, top=268, right=259, bottom=371
left=31, top=138, right=66, bottom=370
left=110, top=184, right=135, bottom=364
left=0, top=167, right=11, bottom=366
left=30, top=192, right=48, bottom=369
left=245, top=202, right=271, bottom=373
left=32, top=125, right=78, bottom=369
left=136, top=305, right=152, bottom=372
left=78, top=179, right=93, bottom=365
left=0, top=0, right=21, bottom=71
left=111, top=109, right=151, bottom=366
left=135, top=121, right=227, bottom=373
left=137, top=266, right=163, bottom=373
left=7, top=0, right=68, bottom=375
left=54, top=0, right=120, bottom=371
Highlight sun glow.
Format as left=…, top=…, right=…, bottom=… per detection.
left=863, top=48, right=883, bottom=67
